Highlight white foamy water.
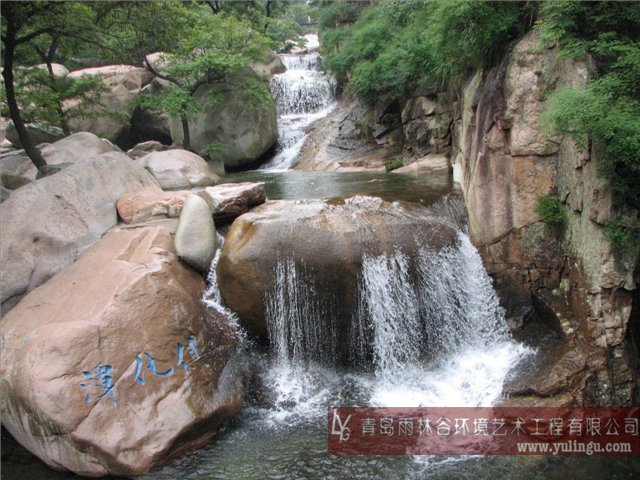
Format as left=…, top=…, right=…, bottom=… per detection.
left=259, top=231, right=532, bottom=421
left=262, top=39, right=337, bottom=171
left=203, top=234, right=248, bottom=346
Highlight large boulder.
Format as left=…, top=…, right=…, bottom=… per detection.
left=0, top=226, right=243, bottom=476
left=217, top=196, right=458, bottom=363
left=392, top=153, right=450, bottom=174
left=116, top=182, right=267, bottom=225
left=66, top=65, right=154, bottom=146
left=40, top=131, right=119, bottom=164
left=116, top=186, right=189, bottom=224
left=33, top=62, right=70, bottom=79
left=0, top=132, right=120, bottom=181
left=127, top=140, right=171, bottom=159
left=169, top=75, right=277, bottom=170
left=138, top=149, right=219, bottom=190
left=5, top=121, right=65, bottom=148
left=251, top=50, right=286, bottom=79
left=0, top=152, right=159, bottom=312
left=203, top=182, right=266, bottom=223
left=175, top=194, right=217, bottom=273
left=130, top=79, right=173, bottom=146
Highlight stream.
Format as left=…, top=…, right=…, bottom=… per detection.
left=143, top=44, right=638, bottom=479
left=2, top=37, right=638, bottom=480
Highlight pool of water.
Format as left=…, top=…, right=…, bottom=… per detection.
left=220, top=170, right=456, bottom=205
left=144, top=414, right=640, bottom=480
left=2, top=169, right=638, bottom=480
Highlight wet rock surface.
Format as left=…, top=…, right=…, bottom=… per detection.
left=0, top=226, right=243, bottom=476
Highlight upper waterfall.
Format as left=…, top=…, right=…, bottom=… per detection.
left=261, top=38, right=337, bottom=171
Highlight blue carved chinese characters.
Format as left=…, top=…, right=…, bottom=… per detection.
left=78, top=336, right=201, bottom=406
left=132, top=353, right=174, bottom=385
left=80, top=364, right=117, bottom=405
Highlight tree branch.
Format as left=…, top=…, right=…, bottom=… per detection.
left=15, top=27, right=53, bottom=45
left=144, top=57, right=181, bottom=87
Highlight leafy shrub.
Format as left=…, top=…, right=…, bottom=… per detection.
left=384, top=157, right=404, bottom=172
left=319, top=0, right=537, bottom=103
left=604, top=220, right=640, bottom=255
left=535, top=194, right=567, bottom=226
left=538, top=1, right=640, bottom=215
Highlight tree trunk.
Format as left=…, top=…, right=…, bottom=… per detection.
left=44, top=39, right=70, bottom=136
left=46, top=62, right=71, bottom=136
left=181, top=114, right=191, bottom=151
left=2, top=24, right=47, bottom=168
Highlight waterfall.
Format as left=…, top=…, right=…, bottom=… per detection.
left=263, top=231, right=530, bottom=411
left=203, top=234, right=248, bottom=346
left=262, top=47, right=337, bottom=171
left=271, top=53, right=335, bottom=115
left=265, top=258, right=338, bottom=364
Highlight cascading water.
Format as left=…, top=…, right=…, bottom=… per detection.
left=261, top=228, right=530, bottom=416
left=261, top=43, right=337, bottom=171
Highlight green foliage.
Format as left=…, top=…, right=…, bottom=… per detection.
left=384, top=157, right=404, bottom=172
left=318, top=0, right=360, bottom=31
left=604, top=220, right=640, bottom=255
left=240, top=74, right=273, bottom=108
left=202, top=140, right=227, bottom=156
left=0, top=67, right=107, bottom=128
left=538, top=1, right=640, bottom=213
left=535, top=194, right=567, bottom=226
left=143, top=12, right=274, bottom=128
left=319, top=0, right=536, bottom=103
left=265, top=18, right=304, bottom=51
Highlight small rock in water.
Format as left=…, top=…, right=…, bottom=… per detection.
left=175, top=194, right=217, bottom=273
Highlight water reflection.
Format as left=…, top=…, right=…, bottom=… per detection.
left=221, top=170, right=456, bottom=205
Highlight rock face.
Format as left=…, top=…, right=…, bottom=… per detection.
left=174, top=194, right=217, bottom=274
left=0, top=226, right=243, bottom=476
left=203, top=182, right=266, bottom=223
left=251, top=50, right=286, bottom=79
left=66, top=65, right=154, bottom=146
left=127, top=140, right=172, bottom=159
left=169, top=76, right=277, bottom=170
left=401, top=92, right=452, bottom=157
left=392, top=153, right=450, bottom=175
left=454, top=31, right=638, bottom=405
left=138, top=149, right=219, bottom=190
left=295, top=100, right=397, bottom=171
left=116, top=186, right=189, bottom=224
left=0, top=152, right=159, bottom=312
left=217, top=196, right=458, bottom=362
left=5, top=121, right=65, bottom=148
left=455, top=33, right=578, bottom=307
left=0, top=132, right=120, bottom=181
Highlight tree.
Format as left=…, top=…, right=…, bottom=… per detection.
left=141, top=12, right=274, bottom=152
left=1, top=2, right=114, bottom=168
left=1, top=1, right=185, bottom=169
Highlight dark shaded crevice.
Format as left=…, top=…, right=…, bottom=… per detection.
left=224, top=140, right=279, bottom=173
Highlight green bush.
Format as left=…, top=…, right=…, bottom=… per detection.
left=319, top=0, right=536, bottom=103
left=604, top=220, right=640, bottom=255
left=535, top=194, right=567, bottom=226
left=538, top=1, right=640, bottom=215
left=384, top=157, right=404, bottom=172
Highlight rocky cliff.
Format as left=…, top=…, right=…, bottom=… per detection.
left=311, top=30, right=638, bottom=405
left=453, top=31, right=638, bottom=405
